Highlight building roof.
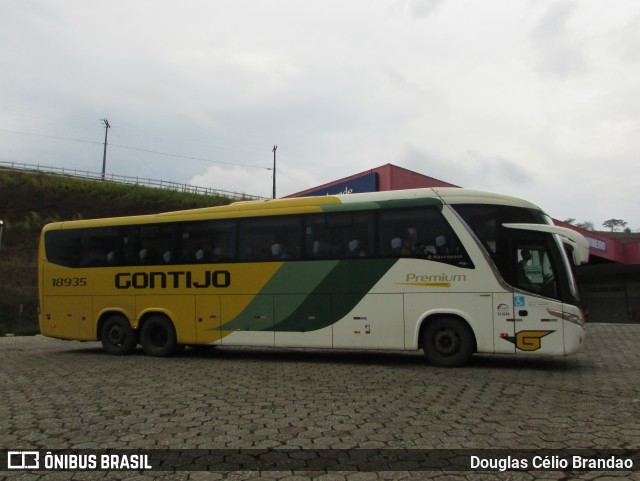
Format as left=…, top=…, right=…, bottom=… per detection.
left=287, top=163, right=458, bottom=198
left=555, top=221, right=640, bottom=265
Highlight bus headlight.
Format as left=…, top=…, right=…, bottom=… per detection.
left=547, top=308, right=585, bottom=328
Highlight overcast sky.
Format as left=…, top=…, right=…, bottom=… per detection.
left=2, top=0, right=639, bottom=230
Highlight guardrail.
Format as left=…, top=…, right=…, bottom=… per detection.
left=0, top=161, right=267, bottom=201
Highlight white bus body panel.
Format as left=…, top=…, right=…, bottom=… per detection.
left=509, top=292, right=565, bottom=356
left=332, top=294, right=405, bottom=349
left=563, top=317, right=586, bottom=355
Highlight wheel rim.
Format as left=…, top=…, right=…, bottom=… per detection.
left=108, top=325, right=125, bottom=346
left=149, top=325, right=168, bottom=348
left=433, top=328, right=460, bottom=356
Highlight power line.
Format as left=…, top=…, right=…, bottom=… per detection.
left=0, top=128, right=270, bottom=170
left=0, top=128, right=102, bottom=145
left=275, top=167, right=312, bottom=191
left=109, top=143, right=270, bottom=170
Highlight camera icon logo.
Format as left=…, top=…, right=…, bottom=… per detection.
left=7, top=451, right=40, bottom=469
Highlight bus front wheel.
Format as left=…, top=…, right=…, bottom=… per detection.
left=422, top=317, right=474, bottom=367
left=140, top=315, right=177, bottom=357
left=101, top=315, right=137, bottom=355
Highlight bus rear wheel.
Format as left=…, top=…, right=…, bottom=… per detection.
left=101, top=315, right=137, bottom=355
left=422, top=317, right=474, bottom=367
left=140, top=315, right=177, bottom=357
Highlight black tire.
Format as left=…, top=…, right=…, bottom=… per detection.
left=100, top=315, right=137, bottom=355
left=140, top=315, right=177, bottom=357
left=422, top=317, right=475, bottom=367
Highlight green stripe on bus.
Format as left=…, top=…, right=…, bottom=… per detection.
left=218, top=259, right=397, bottom=333
left=218, top=261, right=337, bottom=332
left=375, top=197, right=443, bottom=209
left=273, top=259, right=397, bottom=331
left=320, top=202, right=380, bottom=212
left=319, top=197, right=442, bottom=212
left=259, top=260, right=339, bottom=294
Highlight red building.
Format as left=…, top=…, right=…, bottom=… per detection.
left=554, top=222, right=640, bottom=322
left=289, top=163, right=640, bottom=322
left=287, top=163, right=458, bottom=197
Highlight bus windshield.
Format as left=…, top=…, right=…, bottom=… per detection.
left=452, top=204, right=584, bottom=305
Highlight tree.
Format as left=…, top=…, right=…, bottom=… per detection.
left=563, top=218, right=594, bottom=230
left=602, top=219, right=628, bottom=232
left=576, top=221, right=594, bottom=231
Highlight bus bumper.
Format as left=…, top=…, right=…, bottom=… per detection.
left=564, top=322, right=586, bottom=355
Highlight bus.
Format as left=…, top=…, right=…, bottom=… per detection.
left=38, top=188, right=589, bottom=367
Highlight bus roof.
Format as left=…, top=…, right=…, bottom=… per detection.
left=42, top=187, right=544, bottom=231
left=337, top=187, right=543, bottom=210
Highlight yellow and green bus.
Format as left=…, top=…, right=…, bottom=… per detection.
left=38, top=188, right=588, bottom=366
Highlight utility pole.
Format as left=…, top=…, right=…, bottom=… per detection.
left=101, top=118, right=111, bottom=180
left=272, top=145, right=277, bottom=199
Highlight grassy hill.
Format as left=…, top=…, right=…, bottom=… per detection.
left=0, top=169, right=233, bottom=335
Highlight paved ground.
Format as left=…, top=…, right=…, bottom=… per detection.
left=1, top=323, right=639, bottom=480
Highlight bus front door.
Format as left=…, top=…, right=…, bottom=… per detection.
left=509, top=241, right=565, bottom=356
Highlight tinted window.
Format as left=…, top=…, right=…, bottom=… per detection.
left=452, top=204, right=545, bottom=257
left=118, top=224, right=176, bottom=265
left=82, top=228, right=120, bottom=266
left=379, top=207, right=472, bottom=268
left=305, top=212, right=375, bottom=259
left=45, top=229, right=83, bottom=267
left=46, top=222, right=234, bottom=267
left=515, top=241, right=560, bottom=300
left=46, top=227, right=122, bottom=267
left=239, top=217, right=301, bottom=261
left=180, top=221, right=235, bottom=263
left=45, top=206, right=480, bottom=268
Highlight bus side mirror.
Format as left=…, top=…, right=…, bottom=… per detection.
left=562, top=238, right=588, bottom=266
left=503, top=223, right=589, bottom=265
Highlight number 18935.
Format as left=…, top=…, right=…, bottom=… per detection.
left=52, top=277, right=87, bottom=287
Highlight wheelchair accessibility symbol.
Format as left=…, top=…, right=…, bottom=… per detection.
left=514, top=296, right=526, bottom=307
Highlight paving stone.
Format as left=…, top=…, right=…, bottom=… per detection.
left=1, top=324, right=639, bottom=480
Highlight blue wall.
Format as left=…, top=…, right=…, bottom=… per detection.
left=300, top=173, right=378, bottom=196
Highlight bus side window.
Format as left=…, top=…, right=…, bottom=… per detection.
left=305, top=212, right=374, bottom=259
left=119, top=226, right=139, bottom=266
left=81, top=228, right=119, bottom=267
left=239, top=216, right=301, bottom=262
left=45, top=229, right=83, bottom=267
left=305, top=215, right=340, bottom=259
left=180, top=222, right=210, bottom=263
left=134, top=224, right=176, bottom=265
left=379, top=208, right=433, bottom=257
left=180, top=220, right=236, bottom=264
left=378, top=207, right=472, bottom=267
